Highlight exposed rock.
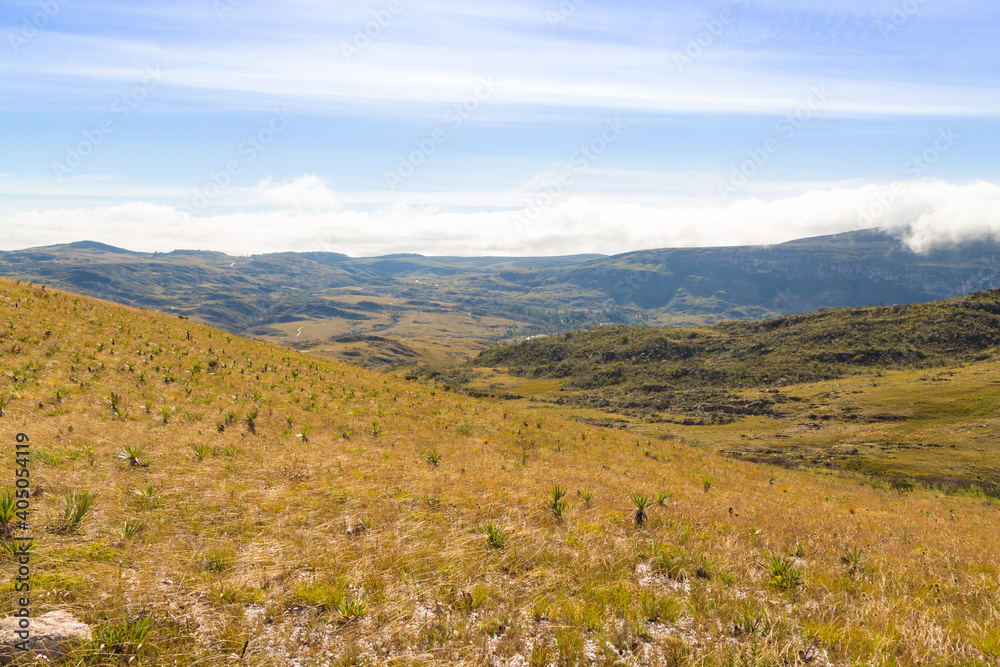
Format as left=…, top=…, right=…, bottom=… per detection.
left=0, top=611, right=92, bottom=664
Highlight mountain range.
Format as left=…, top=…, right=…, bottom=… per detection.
left=2, top=229, right=998, bottom=365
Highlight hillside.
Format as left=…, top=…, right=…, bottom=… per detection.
left=445, top=291, right=1000, bottom=491
left=2, top=229, right=999, bottom=368
left=1, top=280, right=999, bottom=665
left=470, top=289, right=1000, bottom=403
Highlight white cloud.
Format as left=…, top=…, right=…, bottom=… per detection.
left=255, top=174, right=341, bottom=212
left=3, top=179, right=1000, bottom=257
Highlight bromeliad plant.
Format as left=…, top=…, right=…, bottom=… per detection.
left=631, top=492, right=651, bottom=527
left=54, top=490, right=96, bottom=534
left=548, top=484, right=569, bottom=521
left=0, top=491, right=18, bottom=538
left=481, top=521, right=508, bottom=550
left=117, top=443, right=149, bottom=467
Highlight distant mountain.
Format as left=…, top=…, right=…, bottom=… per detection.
left=1, top=229, right=998, bottom=364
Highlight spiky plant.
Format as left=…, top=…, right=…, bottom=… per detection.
left=245, top=409, right=258, bottom=434
left=0, top=491, right=17, bottom=537
left=840, top=547, right=865, bottom=579
left=765, top=553, right=804, bottom=591
left=117, top=443, right=149, bottom=467
left=548, top=484, right=568, bottom=520
left=55, top=490, right=96, bottom=534
left=482, top=521, right=507, bottom=549
left=108, top=392, right=122, bottom=416
left=580, top=489, right=594, bottom=506
left=631, top=492, right=652, bottom=527
left=654, top=491, right=672, bottom=506
left=117, top=519, right=145, bottom=541
left=338, top=597, right=367, bottom=622
left=191, top=443, right=211, bottom=460
left=426, top=451, right=442, bottom=467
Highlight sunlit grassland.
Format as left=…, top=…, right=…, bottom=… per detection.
left=0, top=278, right=998, bottom=666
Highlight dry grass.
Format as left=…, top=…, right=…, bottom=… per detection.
left=0, top=278, right=998, bottom=666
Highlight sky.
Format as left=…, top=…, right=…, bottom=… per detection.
left=1, top=0, right=1000, bottom=257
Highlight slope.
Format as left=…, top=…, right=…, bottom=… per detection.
left=0, top=278, right=998, bottom=665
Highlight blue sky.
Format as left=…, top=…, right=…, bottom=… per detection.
left=1, top=0, right=999, bottom=256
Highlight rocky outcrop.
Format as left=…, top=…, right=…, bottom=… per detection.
left=0, top=611, right=92, bottom=664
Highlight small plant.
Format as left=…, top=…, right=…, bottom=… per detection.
left=108, top=392, right=122, bottom=416
left=765, top=553, right=804, bottom=591
left=0, top=491, right=17, bottom=537
left=0, top=537, right=32, bottom=558
left=580, top=489, right=594, bottom=506
left=191, top=443, right=211, bottom=460
left=702, top=479, right=713, bottom=493
left=54, top=387, right=69, bottom=403
left=631, top=492, right=651, bottom=527
left=426, top=451, right=442, bottom=467
left=370, top=421, right=381, bottom=437
left=654, top=491, right=672, bottom=506
left=159, top=407, right=172, bottom=424
left=338, top=597, right=367, bottom=622
left=297, top=425, right=312, bottom=443
left=0, top=395, right=8, bottom=417
left=732, top=601, right=769, bottom=637
left=117, top=519, right=145, bottom=541
left=840, top=547, right=865, bottom=579
left=94, top=617, right=153, bottom=657
left=54, top=490, right=96, bottom=534
left=548, top=484, right=568, bottom=520
left=245, top=409, right=258, bottom=434
left=133, top=484, right=157, bottom=507
left=482, top=521, right=507, bottom=549
left=222, top=445, right=239, bottom=457
left=117, top=443, right=149, bottom=467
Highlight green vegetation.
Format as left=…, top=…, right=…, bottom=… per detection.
left=470, top=289, right=1000, bottom=421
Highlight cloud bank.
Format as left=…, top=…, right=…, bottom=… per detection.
left=1, top=178, right=999, bottom=257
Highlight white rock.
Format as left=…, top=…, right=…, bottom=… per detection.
left=0, top=611, right=92, bottom=664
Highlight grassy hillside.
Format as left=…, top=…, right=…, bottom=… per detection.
left=467, top=290, right=1000, bottom=419
left=1, top=278, right=999, bottom=665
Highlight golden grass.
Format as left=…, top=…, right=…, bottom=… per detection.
left=0, top=278, right=998, bottom=666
